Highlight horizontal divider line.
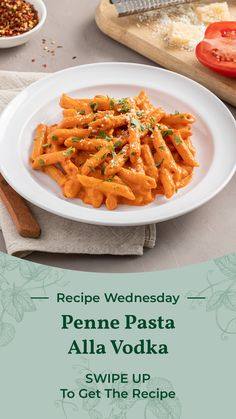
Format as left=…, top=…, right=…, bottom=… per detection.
left=187, top=296, right=206, bottom=299
left=30, top=297, right=50, bottom=300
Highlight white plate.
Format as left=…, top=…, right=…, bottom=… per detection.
left=0, top=63, right=235, bottom=226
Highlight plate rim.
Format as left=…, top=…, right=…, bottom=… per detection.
left=0, top=62, right=236, bottom=226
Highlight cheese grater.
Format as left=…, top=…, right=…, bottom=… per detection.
left=110, top=0, right=198, bottom=16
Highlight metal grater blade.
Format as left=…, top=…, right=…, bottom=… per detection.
left=110, top=0, right=197, bottom=16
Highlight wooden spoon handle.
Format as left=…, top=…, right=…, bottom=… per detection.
left=0, top=174, right=41, bottom=238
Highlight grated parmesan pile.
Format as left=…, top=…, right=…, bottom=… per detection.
left=132, top=2, right=232, bottom=50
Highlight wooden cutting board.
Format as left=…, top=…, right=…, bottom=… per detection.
left=96, top=0, right=236, bottom=106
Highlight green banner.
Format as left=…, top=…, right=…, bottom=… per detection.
left=0, top=252, right=236, bottom=418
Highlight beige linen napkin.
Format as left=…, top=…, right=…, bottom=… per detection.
left=0, top=70, right=156, bottom=257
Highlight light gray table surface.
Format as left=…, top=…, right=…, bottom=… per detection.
left=0, top=0, right=235, bottom=272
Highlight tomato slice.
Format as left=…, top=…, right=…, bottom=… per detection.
left=195, top=21, right=236, bottom=78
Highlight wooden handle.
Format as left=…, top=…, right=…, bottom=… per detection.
left=0, top=174, right=41, bottom=238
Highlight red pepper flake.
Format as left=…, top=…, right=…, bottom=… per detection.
left=42, top=64, right=47, bottom=68
left=31, top=58, right=35, bottom=62
left=72, top=56, right=77, bottom=59
left=0, top=0, right=39, bottom=37
left=57, top=45, right=63, bottom=48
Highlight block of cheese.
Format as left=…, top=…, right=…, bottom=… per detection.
left=195, top=2, right=230, bottom=24
left=166, top=22, right=204, bottom=49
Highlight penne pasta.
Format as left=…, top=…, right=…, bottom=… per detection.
left=32, top=147, right=76, bottom=169
left=170, top=131, right=199, bottom=167
left=49, top=127, right=92, bottom=144
left=81, top=146, right=111, bottom=176
left=31, top=124, right=47, bottom=161
left=31, top=91, right=199, bottom=209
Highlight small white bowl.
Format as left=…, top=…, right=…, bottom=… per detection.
left=0, top=0, right=47, bottom=48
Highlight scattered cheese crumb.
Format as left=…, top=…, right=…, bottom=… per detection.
left=195, top=2, right=230, bottom=24
left=166, top=22, right=204, bottom=49
left=133, top=2, right=232, bottom=51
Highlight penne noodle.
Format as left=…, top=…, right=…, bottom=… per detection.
left=77, top=174, right=135, bottom=201
left=43, top=165, right=67, bottom=187
left=59, top=113, right=95, bottom=129
left=176, top=174, right=193, bottom=189
left=105, top=144, right=129, bottom=177
left=152, top=127, right=181, bottom=181
left=32, top=147, right=76, bottom=169
left=61, top=159, right=79, bottom=177
left=63, top=177, right=81, bottom=198
left=49, top=127, right=92, bottom=144
left=119, top=168, right=156, bottom=190
left=89, top=114, right=128, bottom=131
left=62, top=109, right=78, bottom=117
left=132, top=156, right=145, bottom=174
left=105, top=195, right=118, bottom=210
left=128, top=123, right=141, bottom=164
left=141, top=144, right=158, bottom=180
left=159, top=167, right=176, bottom=199
left=81, top=146, right=111, bottom=175
left=31, top=124, right=47, bottom=161
left=60, top=94, right=91, bottom=113
left=170, top=131, right=199, bottom=167
left=161, top=113, right=196, bottom=126
left=65, top=137, right=108, bottom=152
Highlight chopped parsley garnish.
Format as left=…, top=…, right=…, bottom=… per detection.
left=78, top=109, right=86, bottom=115
left=107, top=176, right=115, bottom=182
left=111, top=145, right=117, bottom=157
left=174, top=135, right=182, bottom=145
left=155, top=159, right=164, bottom=168
left=116, top=98, right=130, bottom=113
left=159, top=145, right=165, bottom=151
left=98, top=131, right=112, bottom=141
left=90, top=102, right=98, bottom=111
left=42, top=143, right=51, bottom=148
left=72, top=137, right=83, bottom=142
left=114, top=140, right=122, bottom=148
left=109, top=99, right=115, bottom=110
left=101, top=153, right=106, bottom=160
left=131, top=151, right=136, bottom=156
left=63, top=147, right=74, bottom=156
left=161, top=129, right=173, bottom=137
left=174, top=110, right=180, bottom=115
left=51, top=135, right=58, bottom=141
left=38, top=158, right=45, bottom=165
left=180, top=115, right=185, bottom=119
left=130, top=118, right=145, bottom=131
left=136, top=111, right=145, bottom=118
left=151, top=116, right=155, bottom=125
left=130, top=118, right=139, bottom=128
left=88, top=165, right=95, bottom=171
left=146, top=125, right=153, bottom=133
